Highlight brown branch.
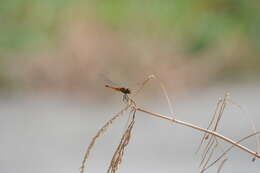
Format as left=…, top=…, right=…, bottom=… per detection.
left=136, top=107, right=260, bottom=159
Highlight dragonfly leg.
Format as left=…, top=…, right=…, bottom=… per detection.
left=123, top=94, right=129, bottom=104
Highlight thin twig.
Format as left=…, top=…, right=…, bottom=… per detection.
left=136, top=107, right=260, bottom=159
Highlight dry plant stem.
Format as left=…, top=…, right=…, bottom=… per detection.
left=136, top=107, right=260, bottom=159
left=203, top=131, right=260, bottom=172
left=80, top=105, right=131, bottom=173
left=216, top=158, right=228, bottom=173
left=196, top=99, right=222, bottom=154
left=214, top=137, right=228, bottom=166
left=200, top=136, right=215, bottom=167
left=132, top=74, right=174, bottom=115
left=107, top=108, right=136, bottom=173
left=214, top=94, right=228, bottom=131
left=229, top=99, right=260, bottom=157
left=132, top=75, right=155, bottom=97
left=201, top=135, right=215, bottom=160
left=200, top=142, right=217, bottom=172
left=199, top=96, right=229, bottom=170
left=152, top=75, right=174, bottom=115
left=200, top=137, right=228, bottom=173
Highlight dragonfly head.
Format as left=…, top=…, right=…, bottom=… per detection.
left=125, top=88, right=131, bottom=94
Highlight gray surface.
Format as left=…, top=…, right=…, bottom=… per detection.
left=1, top=84, right=260, bottom=173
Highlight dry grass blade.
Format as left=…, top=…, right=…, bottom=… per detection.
left=133, top=74, right=174, bottom=116
left=196, top=98, right=222, bottom=154
left=107, top=108, right=136, bottom=173
left=132, top=74, right=155, bottom=97
left=200, top=142, right=217, bottom=172
left=199, top=93, right=257, bottom=173
left=198, top=94, right=229, bottom=171
left=200, top=136, right=215, bottom=167
left=197, top=93, right=229, bottom=154
left=80, top=104, right=131, bottom=173
left=217, top=158, right=228, bottom=173
left=153, top=75, right=175, bottom=115
left=196, top=93, right=231, bottom=173
left=213, top=93, right=229, bottom=131
left=203, top=131, right=260, bottom=172
left=228, top=99, right=260, bottom=159
left=200, top=137, right=228, bottom=173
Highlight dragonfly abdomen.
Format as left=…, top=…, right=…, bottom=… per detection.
left=105, top=85, right=131, bottom=94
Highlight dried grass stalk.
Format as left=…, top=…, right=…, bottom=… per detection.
left=80, top=74, right=260, bottom=173
left=196, top=98, right=223, bottom=154
left=196, top=94, right=230, bottom=172
left=136, top=107, right=260, bottom=166
left=80, top=105, right=131, bottom=173
left=107, top=108, right=136, bottom=173
left=203, top=131, right=260, bottom=172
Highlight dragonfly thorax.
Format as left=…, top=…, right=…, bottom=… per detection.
left=120, top=88, right=131, bottom=94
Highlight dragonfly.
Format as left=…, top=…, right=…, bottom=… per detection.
left=105, top=85, right=131, bottom=95
left=105, top=84, right=132, bottom=103
left=103, top=74, right=154, bottom=102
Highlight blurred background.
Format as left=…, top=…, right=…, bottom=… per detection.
left=1, top=0, right=260, bottom=173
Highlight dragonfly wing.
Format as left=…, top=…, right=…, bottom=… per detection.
left=100, top=73, right=122, bottom=87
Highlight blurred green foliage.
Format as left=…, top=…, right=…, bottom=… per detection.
left=0, top=0, right=76, bottom=51
left=96, top=0, right=260, bottom=53
left=0, top=0, right=260, bottom=86
left=0, top=0, right=259, bottom=53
